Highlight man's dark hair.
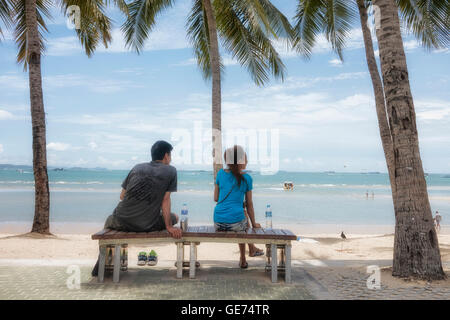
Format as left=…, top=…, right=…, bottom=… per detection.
left=151, top=140, right=173, bottom=161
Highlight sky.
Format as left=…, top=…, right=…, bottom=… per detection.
left=0, top=1, right=449, bottom=173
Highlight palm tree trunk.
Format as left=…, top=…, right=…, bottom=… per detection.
left=356, top=0, right=396, bottom=197
left=373, top=0, right=444, bottom=280
left=26, top=0, right=50, bottom=234
left=203, top=0, right=223, bottom=180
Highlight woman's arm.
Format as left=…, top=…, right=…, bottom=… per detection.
left=245, top=191, right=260, bottom=228
left=214, top=184, right=219, bottom=202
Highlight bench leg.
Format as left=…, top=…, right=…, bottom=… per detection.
left=271, top=243, right=277, bottom=283
left=189, top=243, right=197, bottom=279
left=98, top=245, right=106, bottom=283
left=285, top=244, right=291, bottom=283
left=176, top=242, right=183, bottom=279
left=113, top=244, right=121, bottom=283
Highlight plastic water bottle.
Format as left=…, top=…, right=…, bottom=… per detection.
left=265, top=204, right=272, bottom=229
left=180, top=203, right=188, bottom=231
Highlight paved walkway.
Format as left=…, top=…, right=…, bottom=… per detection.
left=0, top=261, right=448, bottom=300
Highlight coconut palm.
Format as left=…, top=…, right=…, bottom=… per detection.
left=373, top=0, right=446, bottom=280
left=1, top=0, right=121, bottom=234
left=0, top=0, right=12, bottom=37
left=122, top=0, right=293, bottom=178
left=293, top=0, right=448, bottom=279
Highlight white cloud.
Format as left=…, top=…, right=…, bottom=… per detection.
left=0, top=74, right=28, bottom=90
left=43, top=74, right=143, bottom=93
left=416, top=100, right=450, bottom=121
left=0, top=110, right=14, bottom=120
left=329, top=59, right=343, bottom=67
left=47, top=142, right=71, bottom=151
left=88, top=142, right=98, bottom=150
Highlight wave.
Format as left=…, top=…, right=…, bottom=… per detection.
left=0, top=180, right=104, bottom=185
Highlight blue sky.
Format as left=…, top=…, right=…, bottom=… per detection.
left=0, top=1, right=449, bottom=173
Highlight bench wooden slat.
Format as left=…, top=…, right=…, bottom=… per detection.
left=263, top=229, right=275, bottom=235
left=93, top=226, right=296, bottom=240
left=273, top=229, right=285, bottom=236
left=282, top=229, right=296, bottom=236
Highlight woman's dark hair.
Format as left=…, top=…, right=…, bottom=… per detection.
left=151, top=140, right=173, bottom=161
left=224, top=145, right=247, bottom=186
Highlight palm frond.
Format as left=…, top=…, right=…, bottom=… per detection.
left=293, top=0, right=324, bottom=58
left=293, top=0, right=357, bottom=60
left=186, top=0, right=224, bottom=80
left=107, top=0, right=130, bottom=15
left=322, top=0, right=357, bottom=60
left=397, top=0, right=450, bottom=49
left=0, top=0, right=13, bottom=38
left=215, top=0, right=287, bottom=85
left=13, top=0, right=52, bottom=69
left=121, top=0, right=174, bottom=53
left=256, top=0, right=296, bottom=40
left=60, top=0, right=112, bottom=57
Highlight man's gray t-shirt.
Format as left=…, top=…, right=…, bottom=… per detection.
left=113, top=161, right=177, bottom=232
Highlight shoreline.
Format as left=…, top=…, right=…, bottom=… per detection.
left=0, top=221, right=449, bottom=236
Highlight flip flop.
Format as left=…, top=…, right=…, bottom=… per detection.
left=249, top=249, right=264, bottom=257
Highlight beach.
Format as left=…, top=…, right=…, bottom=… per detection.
left=1, top=225, right=449, bottom=266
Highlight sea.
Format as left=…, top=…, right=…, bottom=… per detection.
left=0, top=168, right=449, bottom=233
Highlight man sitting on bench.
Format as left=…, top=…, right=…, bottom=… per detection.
left=92, top=140, right=182, bottom=276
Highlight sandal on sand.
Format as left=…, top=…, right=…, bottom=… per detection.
left=249, top=249, right=264, bottom=257
left=147, top=250, right=158, bottom=266
left=239, top=260, right=248, bottom=269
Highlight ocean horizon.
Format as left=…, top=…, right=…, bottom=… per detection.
left=1, top=168, right=449, bottom=233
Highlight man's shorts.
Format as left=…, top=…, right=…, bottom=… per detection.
left=104, top=213, right=178, bottom=232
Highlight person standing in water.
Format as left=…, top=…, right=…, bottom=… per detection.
left=435, top=211, right=442, bottom=231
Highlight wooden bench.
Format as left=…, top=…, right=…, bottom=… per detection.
left=92, top=226, right=297, bottom=283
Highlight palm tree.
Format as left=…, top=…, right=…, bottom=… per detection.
left=122, top=0, right=293, bottom=178
left=1, top=0, right=119, bottom=234
left=373, top=0, right=446, bottom=280
left=293, top=0, right=448, bottom=280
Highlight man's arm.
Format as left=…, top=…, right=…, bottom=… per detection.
left=161, top=191, right=182, bottom=239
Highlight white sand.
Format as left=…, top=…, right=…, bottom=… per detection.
left=1, top=226, right=449, bottom=267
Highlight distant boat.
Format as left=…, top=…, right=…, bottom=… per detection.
left=16, top=169, right=24, bottom=173
left=283, top=181, right=294, bottom=191
left=53, top=168, right=64, bottom=171
left=324, top=171, right=335, bottom=174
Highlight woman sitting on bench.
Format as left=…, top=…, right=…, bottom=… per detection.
left=213, top=145, right=264, bottom=269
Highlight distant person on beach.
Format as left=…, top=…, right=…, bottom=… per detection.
left=214, top=145, right=264, bottom=268
left=435, top=211, right=442, bottom=231
left=92, top=140, right=181, bottom=276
